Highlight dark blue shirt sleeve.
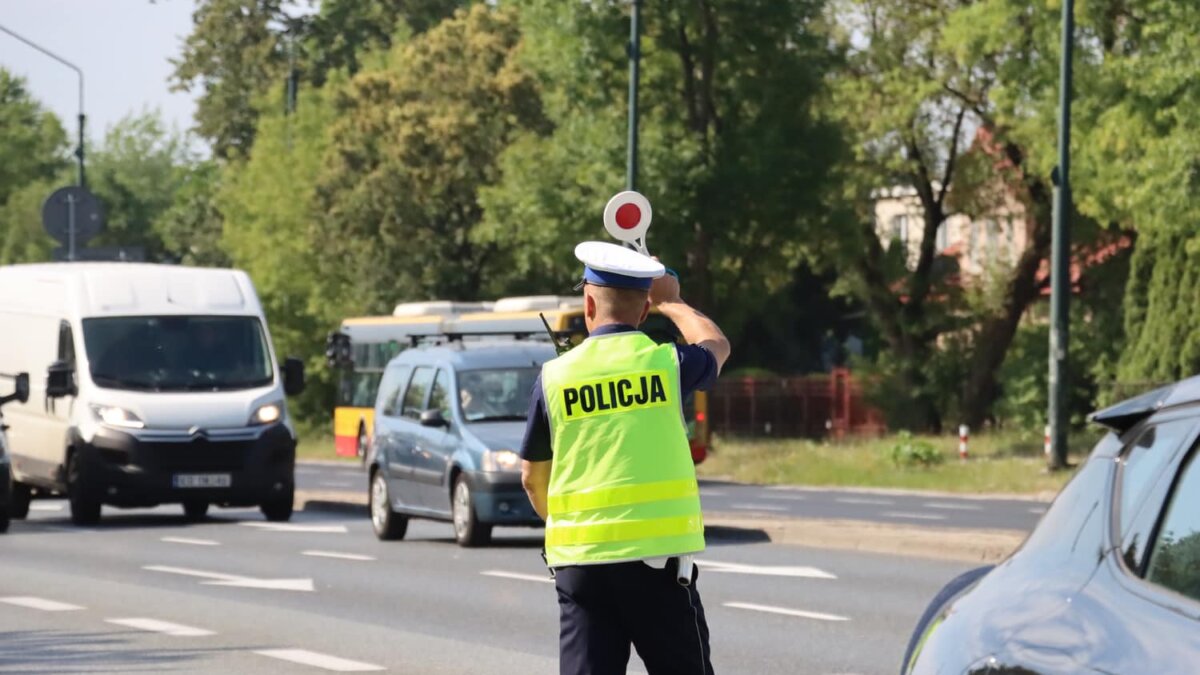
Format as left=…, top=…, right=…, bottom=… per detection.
left=520, top=373, right=553, bottom=462
left=676, top=343, right=718, bottom=396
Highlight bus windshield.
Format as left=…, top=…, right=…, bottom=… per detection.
left=82, top=316, right=274, bottom=392
left=458, top=368, right=540, bottom=422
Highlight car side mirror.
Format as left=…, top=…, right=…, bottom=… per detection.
left=282, top=357, right=305, bottom=397
left=420, top=409, right=449, bottom=429
left=46, top=361, right=75, bottom=399
left=0, top=372, right=29, bottom=408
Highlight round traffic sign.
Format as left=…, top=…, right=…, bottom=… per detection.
left=42, top=186, right=105, bottom=246
left=603, top=191, right=652, bottom=250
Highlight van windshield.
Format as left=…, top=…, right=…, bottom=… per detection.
left=82, top=316, right=274, bottom=392
left=458, top=368, right=539, bottom=423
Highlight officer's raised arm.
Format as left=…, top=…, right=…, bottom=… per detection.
left=649, top=267, right=731, bottom=372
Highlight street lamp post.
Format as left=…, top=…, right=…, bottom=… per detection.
left=1049, top=0, right=1075, bottom=470
left=0, top=24, right=86, bottom=187
left=626, top=0, right=642, bottom=192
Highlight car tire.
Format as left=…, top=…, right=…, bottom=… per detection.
left=182, top=500, right=210, bottom=522
left=370, top=471, right=408, bottom=541
left=9, top=480, right=31, bottom=520
left=452, top=476, right=491, bottom=548
left=899, top=565, right=993, bottom=674
left=0, top=505, right=9, bottom=534
left=260, top=484, right=294, bottom=522
left=67, top=453, right=102, bottom=526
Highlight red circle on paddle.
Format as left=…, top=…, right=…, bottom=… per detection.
left=615, top=203, right=641, bottom=230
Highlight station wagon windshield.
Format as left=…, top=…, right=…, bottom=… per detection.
left=458, top=367, right=539, bottom=422
left=82, top=316, right=274, bottom=392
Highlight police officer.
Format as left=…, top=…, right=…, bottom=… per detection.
left=521, top=241, right=731, bottom=675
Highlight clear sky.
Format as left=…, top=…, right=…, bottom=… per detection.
left=0, top=0, right=199, bottom=145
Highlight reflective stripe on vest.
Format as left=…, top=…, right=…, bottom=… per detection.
left=542, top=331, right=705, bottom=567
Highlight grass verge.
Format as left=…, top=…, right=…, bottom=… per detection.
left=295, top=428, right=357, bottom=463
left=697, top=429, right=1103, bottom=496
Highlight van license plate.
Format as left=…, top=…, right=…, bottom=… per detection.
left=173, top=474, right=231, bottom=488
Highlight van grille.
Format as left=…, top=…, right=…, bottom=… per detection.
left=148, top=438, right=249, bottom=472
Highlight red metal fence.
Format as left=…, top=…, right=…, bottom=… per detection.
left=709, top=368, right=886, bottom=439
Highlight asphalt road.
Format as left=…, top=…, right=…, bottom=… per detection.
left=0, top=500, right=974, bottom=674
left=297, top=462, right=1047, bottom=532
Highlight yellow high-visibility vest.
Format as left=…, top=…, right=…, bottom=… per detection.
left=541, top=331, right=705, bottom=567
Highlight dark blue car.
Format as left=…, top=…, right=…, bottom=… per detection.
left=903, top=379, right=1200, bottom=674
left=367, top=340, right=556, bottom=546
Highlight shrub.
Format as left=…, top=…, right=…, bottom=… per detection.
left=887, top=431, right=945, bottom=468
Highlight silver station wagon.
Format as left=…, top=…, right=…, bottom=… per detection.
left=367, top=340, right=556, bottom=546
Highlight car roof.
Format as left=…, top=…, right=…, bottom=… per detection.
left=1090, top=374, right=1200, bottom=434
left=387, top=340, right=556, bottom=371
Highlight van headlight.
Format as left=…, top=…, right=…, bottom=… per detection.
left=249, top=401, right=284, bottom=425
left=482, top=449, right=521, bottom=472
left=90, top=404, right=145, bottom=429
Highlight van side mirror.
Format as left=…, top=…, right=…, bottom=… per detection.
left=420, top=409, right=449, bottom=429
left=46, top=361, right=75, bottom=399
left=282, top=357, right=306, bottom=397
left=0, top=372, right=29, bottom=408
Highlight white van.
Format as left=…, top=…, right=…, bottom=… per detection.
left=0, top=263, right=305, bottom=525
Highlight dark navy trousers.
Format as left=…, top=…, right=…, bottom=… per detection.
left=555, top=559, right=714, bottom=675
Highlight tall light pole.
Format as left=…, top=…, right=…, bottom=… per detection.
left=1049, top=0, right=1074, bottom=470
left=626, top=0, right=642, bottom=192
left=0, top=24, right=86, bottom=187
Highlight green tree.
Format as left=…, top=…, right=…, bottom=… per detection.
left=313, top=4, right=547, bottom=311
left=87, top=112, right=194, bottom=261
left=481, top=0, right=839, bottom=338
left=0, top=68, right=68, bottom=206
left=156, top=160, right=229, bottom=267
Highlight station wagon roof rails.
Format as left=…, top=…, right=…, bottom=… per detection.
left=1088, top=383, right=1176, bottom=433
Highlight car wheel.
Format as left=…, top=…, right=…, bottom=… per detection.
left=182, top=500, right=210, bottom=522
left=9, top=479, right=30, bottom=519
left=356, top=426, right=369, bottom=465
left=899, top=565, right=993, bottom=674
left=0, top=505, right=9, bottom=533
left=260, top=484, right=294, bottom=522
left=452, top=476, right=491, bottom=548
left=370, top=471, right=408, bottom=541
left=66, top=453, right=102, bottom=526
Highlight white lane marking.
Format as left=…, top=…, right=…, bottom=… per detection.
left=144, top=565, right=314, bottom=592
left=696, top=560, right=836, bottom=579
left=724, top=601, right=849, bottom=622
left=698, top=490, right=726, bottom=497
left=880, top=511, right=946, bottom=521
left=255, top=649, right=385, bottom=672
left=836, top=497, right=894, bottom=506
left=303, top=550, right=375, bottom=562
left=240, top=522, right=348, bottom=534
left=0, top=596, right=84, bottom=612
left=29, top=503, right=64, bottom=511
left=161, top=537, right=220, bottom=546
left=762, top=494, right=806, bottom=501
left=1029, top=507, right=1048, bottom=515
left=730, top=503, right=789, bottom=512
left=106, top=618, right=214, bottom=637
left=319, top=480, right=353, bottom=488
left=481, top=570, right=554, bottom=584
left=923, top=502, right=983, bottom=511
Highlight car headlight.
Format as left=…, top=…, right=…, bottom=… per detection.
left=250, top=401, right=284, bottom=425
left=482, top=449, right=521, bottom=472
left=90, top=404, right=145, bottom=429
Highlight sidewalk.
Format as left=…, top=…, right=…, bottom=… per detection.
left=294, top=486, right=1027, bottom=564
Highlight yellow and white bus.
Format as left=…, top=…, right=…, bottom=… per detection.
left=326, top=296, right=711, bottom=463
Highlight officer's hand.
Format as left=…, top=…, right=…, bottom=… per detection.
left=649, top=258, right=682, bottom=306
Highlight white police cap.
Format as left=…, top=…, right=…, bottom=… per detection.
left=573, top=241, right=665, bottom=291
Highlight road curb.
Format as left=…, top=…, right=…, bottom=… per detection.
left=698, top=477, right=1057, bottom=503
left=294, top=489, right=1024, bottom=564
